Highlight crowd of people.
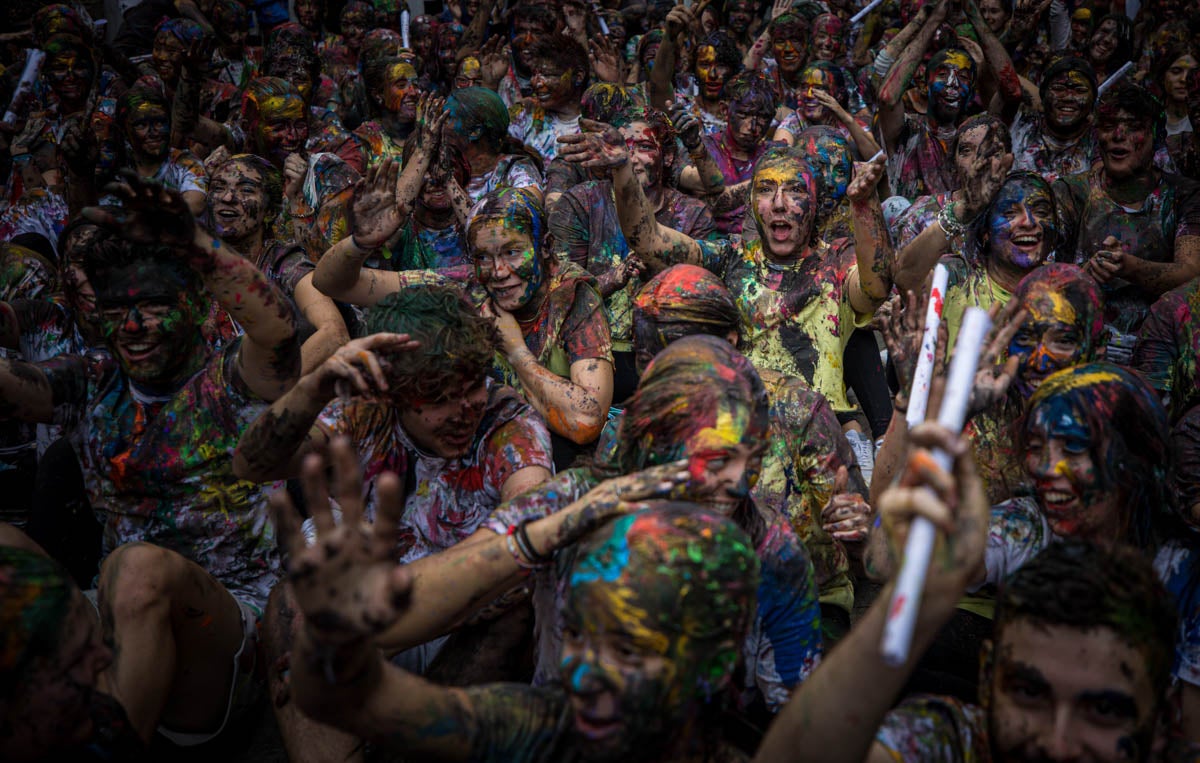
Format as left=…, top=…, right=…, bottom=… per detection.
left=0, top=0, right=1198, bottom=759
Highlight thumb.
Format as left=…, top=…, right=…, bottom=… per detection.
left=578, top=118, right=607, bottom=133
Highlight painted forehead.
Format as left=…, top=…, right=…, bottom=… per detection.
left=996, top=176, right=1053, bottom=205
left=387, top=62, right=418, bottom=81
left=259, top=93, right=305, bottom=119
left=754, top=154, right=817, bottom=187
left=932, top=50, right=975, bottom=73
left=812, top=14, right=843, bottom=35
left=213, top=159, right=267, bottom=184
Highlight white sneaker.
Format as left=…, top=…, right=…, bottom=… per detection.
left=846, top=429, right=875, bottom=489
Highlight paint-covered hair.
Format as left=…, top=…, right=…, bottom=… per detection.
left=83, top=237, right=202, bottom=298
left=32, top=4, right=93, bottom=46
left=210, top=154, right=284, bottom=223
left=447, top=87, right=510, bottom=153
left=972, top=170, right=1058, bottom=261
left=633, top=265, right=740, bottom=370
left=1097, top=81, right=1165, bottom=142
left=527, top=35, right=590, bottom=90
left=1012, top=264, right=1104, bottom=360
left=510, top=3, right=561, bottom=37
left=1038, top=55, right=1097, bottom=105
left=995, top=539, right=1177, bottom=703
left=615, top=334, right=769, bottom=474
left=798, top=61, right=849, bottom=108
left=749, top=145, right=819, bottom=242
left=241, top=76, right=302, bottom=142
left=340, top=0, right=375, bottom=25
left=116, top=77, right=168, bottom=129
left=364, top=283, right=498, bottom=403
left=926, top=46, right=979, bottom=87
left=723, top=70, right=777, bottom=115
left=698, top=30, right=743, bottom=75
left=0, top=547, right=75, bottom=699
left=1020, top=362, right=1175, bottom=551
left=769, top=11, right=810, bottom=42
left=467, top=187, right=546, bottom=257
left=568, top=503, right=759, bottom=678
left=155, top=17, right=206, bottom=45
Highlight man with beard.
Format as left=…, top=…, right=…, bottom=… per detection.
left=507, top=35, right=588, bottom=164
left=1010, top=57, right=1099, bottom=183
left=878, top=0, right=1021, bottom=200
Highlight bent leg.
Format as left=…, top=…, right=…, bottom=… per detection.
left=97, top=542, right=245, bottom=743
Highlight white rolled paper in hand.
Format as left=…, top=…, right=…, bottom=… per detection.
left=881, top=306, right=992, bottom=666
left=851, top=0, right=885, bottom=24
left=905, top=264, right=949, bottom=429
left=1097, top=61, right=1134, bottom=97
left=3, top=50, right=45, bottom=128
left=401, top=9, right=411, bottom=50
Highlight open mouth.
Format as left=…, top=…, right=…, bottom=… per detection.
left=574, top=711, right=623, bottom=740
left=214, top=208, right=241, bottom=222
left=1106, top=147, right=1131, bottom=162
left=1038, top=487, right=1079, bottom=513
left=120, top=340, right=160, bottom=363
left=768, top=220, right=796, bottom=242
left=1011, top=233, right=1042, bottom=252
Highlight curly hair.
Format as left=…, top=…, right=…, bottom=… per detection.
left=209, top=154, right=284, bottom=223
left=364, top=284, right=498, bottom=403
left=527, top=34, right=590, bottom=91
left=723, top=70, right=777, bottom=115
left=698, top=30, right=743, bottom=75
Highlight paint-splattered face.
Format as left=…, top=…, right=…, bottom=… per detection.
left=752, top=157, right=817, bottom=259
left=1165, top=55, right=1198, bottom=105
left=797, top=132, right=852, bottom=213
left=208, top=160, right=270, bottom=243
left=979, top=0, right=1011, bottom=33
left=1044, top=70, right=1095, bottom=133
left=341, top=8, right=372, bottom=51
left=152, top=30, right=186, bottom=83
left=530, top=58, right=581, bottom=110
left=797, top=67, right=838, bottom=122
left=1024, top=395, right=1118, bottom=539
left=439, top=27, right=465, bottom=71
left=1096, top=107, right=1153, bottom=180
left=470, top=218, right=545, bottom=313
left=988, top=621, right=1158, bottom=763
left=512, top=17, right=551, bottom=70
left=383, top=62, right=420, bottom=121
left=809, top=16, right=843, bottom=62
left=454, top=57, right=483, bottom=90
left=265, top=55, right=315, bottom=103
left=621, top=122, right=665, bottom=192
left=295, top=0, right=322, bottom=29
left=1071, top=15, right=1091, bottom=47
left=95, top=262, right=204, bottom=385
left=398, top=375, right=490, bottom=458
left=124, top=101, right=170, bottom=161
left=771, top=22, right=808, bottom=74
left=8, top=592, right=111, bottom=756
left=727, top=98, right=774, bottom=151
left=1009, top=283, right=1087, bottom=398
left=254, top=94, right=309, bottom=164
left=46, top=48, right=94, bottom=105
left=1090, top=19, right=1120, bottom=66
left=927, top=51, right=975, bottom=124
left=694, top=46, right=732, bottom=101
left=684, top=439, right=762, bottom=516
left=953, top=123, right=1007, bottom=184
left=987, top=177, right=1055, bottom=271
left=726, top=0, right=756, bottom=35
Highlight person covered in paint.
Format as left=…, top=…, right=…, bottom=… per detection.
left=1009, top=56, right=1100, bottom=183
left=314, top=180, right=613, bottom=461
left=204, top=153, right=349, bottom=374
left=487, top=3, right=564, bottom=108
left=549, top=105, right=717, bottom=404
left=669, top=29, right=745, bottom=136
left=876, top=0, right=1022, bottom=200
left=772, top=62, right=882, bottom=161
left=103, top=78, right=209, bottom=217
left=349, top=334, right=821, bottom=722
left=746, top=11, right=811, bottom=105
left=0, top=174, right=299, bottom=747
left=352, top=53, right=423, bottom=166
left=0, top=544, right=145, bottom=762
left=277, top=442, right=762, bottom=763
left=506, top=35, right=589, bottom=165
left=444, top=87, right=545, bottom=202
left=1086, top=13, right=1135, bottom=83
left=1055, top=81, right=1200, bottom=340
left=621, top=264, right=867, bottom=642
left=561, top=123, right=893, bottom=431
left=890, top=113, right=1014, bottom=287
left=317, top=0, right=374, bottom=89
left=1156, top=43, right=1199, bottom=171
left=1136, top=273, right=1200, bottom=425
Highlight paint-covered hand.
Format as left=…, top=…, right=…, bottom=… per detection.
left=553, top=461, right=693, bottom=548
left=665, top=4, right=696, bottom=41
left=612, top=254, right=646, bottom=288
left=479, top=298, right=525, bottom=354
left=770, top=0, right=791, bottom=20
left=668, top=103, right=703, bottom=151
left=960, top=149, right=1013, bottom=220
left=1084, top=236, right=1126, bottom=284
left=811, top=88, right=852, bottom=124
left=477, top=37, right=510, bottom=89
left=411, top=94, right=449, bottom=157
left=873, top=290, right=927, bottom=399
left=83, top=170, right=195, bottom=248
left=964, top=299, right=1026, bottom=416
left=821, top=465, right=872, bottom=542
left=181, top=35, right=216, bottom=79
left=308, top=332, right=422, bottom=403
left=283, top=153, right=307, bottom=203
left=557, top=119, right=630, bottom=171
left=272, top=438, right=413, bottom=646
left=877, top=423, right=988, bottom=616
left=589, top=34, right=625, bottom=84
left=350, top=158, right=403, bottom=250
left=846, top=156, right=886, bottom=204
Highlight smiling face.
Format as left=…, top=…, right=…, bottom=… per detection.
left=771, top=22, right=808, bottom=75
left=979, top=0, right=1011, bottom=32
left=1164, top=54, right=1197, bottom=106
left=987, top=177, right=1055, bottom=272
left=295, top=0, right=322, bottom=30
left=621, top=121, right=665, bottom=193
left=124, top=101, right=170, bottom=162
left=397, top=375, right=490, bottom=458
left=809, top=15, right=843, bottom=62
left=1009, top=283, right=1088, bottom=398
left=797, top=66, right=838, bottom=122
left=694, top=45, right=732, bottom=101
left=152, top=30, right=186, bottom=83
left=512, top=17, right=551, bottom=70
left=254, top=93, right=310, bottom=164
left=341, top=7, right=371, bottom=51
left=987, top=621, right=1159, bottom=763
left=1096, top=107, right=1153, bottom=180
left=727, top=98, right=773, bottom=151
left=927, top=50, right=976, bottom=124
left=1089, top=19, right=1121, bottom=66
left=752, top=156, right=817, bottom=260
left=382, top=61, right=420, bottom=121
left=95, top=261, right=204, bottom=386
left=207, top=160, right=271, bottom=244
left=530, top=58, right=580, bottom=111
left=470, top=218, right=546, bottom=313
left=1044, top=69, right=1095, bottom=135
left=726, top=0, right=756, bottom=35
left=45, top=47, right=94, bottom=107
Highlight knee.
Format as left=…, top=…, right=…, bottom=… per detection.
left=100, top=542, right=183, bottom=621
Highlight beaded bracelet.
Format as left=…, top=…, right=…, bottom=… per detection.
left=936, top=202, right=967, bottom=240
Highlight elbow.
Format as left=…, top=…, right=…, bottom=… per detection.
left=547, top=407, right=606, bottom=445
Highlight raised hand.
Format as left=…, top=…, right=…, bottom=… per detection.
left=83, top=170, right=195, bottom=248
left=588, top=34, right=625, bottom=84
left=309, top=332, right=421, bottom=401
left=821, top=465, right=873, bottom=542
left=553, top=461, right=693, bottom=547
left=349, top=158, right=403, bottom=249
left=873, top=290, right=926, bottom=399
left=668, top=103, right=702, bottom=151
left=1084, top=236, right=1125, bottom=284
left=812, top=88, right=852, bottom=124
left=272, top=438, right=413, bottom=646
left=283, top=153, right=308, bottom=204
left=965, top=299, right=1027, bottom=416
left=477, top=36, right=510, bottom=88
left=557, top=118, right=629, bottom=171
left=411, top=94, right=449, bottom=156
left=181, top=35, right=216, bottom=80
left=664, top=3, right=696, bottom=40
left=846, top=155, right=887, bottom=203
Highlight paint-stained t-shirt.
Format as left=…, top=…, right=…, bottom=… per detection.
left=875, top=695, right=991, bottom=763
left=940, top=253, right=1011, bottom=350
left=1010, top=105, right=1097, bottom=183
left=706, top=237, right=869, bottom=414
left=1134, top=276, right=1200, bottom=422
left=41, top=340, right=279, bottom=613
left=887, top=114, right=957, bottom=202
left=507, top=104, right=580, bottom=165
left=319, top=382, right=553, bottom=564
left=485, top=466, right=823, bottom=712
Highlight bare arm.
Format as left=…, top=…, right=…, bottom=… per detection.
left=894, top=217, right=952, bottom=294
left=294, top=272, right=351, bottom=374
left=965, top=0, right=1022, bottom=122
left=846, top=160, right=893, bottom=315
left=878, top=0, right=946, bottom=149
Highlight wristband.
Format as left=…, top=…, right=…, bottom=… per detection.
left=505, top=529, right=536, bottom=573
left=874, top=49, right=896, bottom=78
left=349, top=234, right=379, bottom=255
left=515, top=519, right=552, bottom=565
left=936, top=202, right=967, bottom=239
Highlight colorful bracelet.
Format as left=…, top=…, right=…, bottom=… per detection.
left=505, top=528, right=536, bottom=572
left=515, top=519, right=552, bottom=566
left=936, top=202, right=967, bottom=240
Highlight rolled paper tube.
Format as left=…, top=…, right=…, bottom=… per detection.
left=2, top=50, right=45, bottom=127
left=851, top=0, right=885, bottom=24
left=592, top=1, right=610, bottom=35
left=1097, top=61, right=1134, bottom=96
left=905, top=263, right=949, bottom=429
left=867, top=149, right=886, bottom=163
left=881, top=306, right=991, bottom=666
left=401, top=9, right=411, bottom=50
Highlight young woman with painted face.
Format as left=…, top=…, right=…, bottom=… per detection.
left=313, top=174, right=613, bottom=456
left=1009, top=57, right=1099, bottom=182
left=1087, top=13, right=1135, bottom=82
left=773, top=63, right=882, bottom=163
left=561, top=121, right=892, bottom=430
left=507, top=35, right=589, bottom=165
left=650, top=22, right=743, bottom=137
left=1156, top=43, right=1199, bottom=170
left=318, top=0, right=373, bottom=85
left=354, top=55, right=423, bottom=165
left=1057, top=82, right=1200, bottom=338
